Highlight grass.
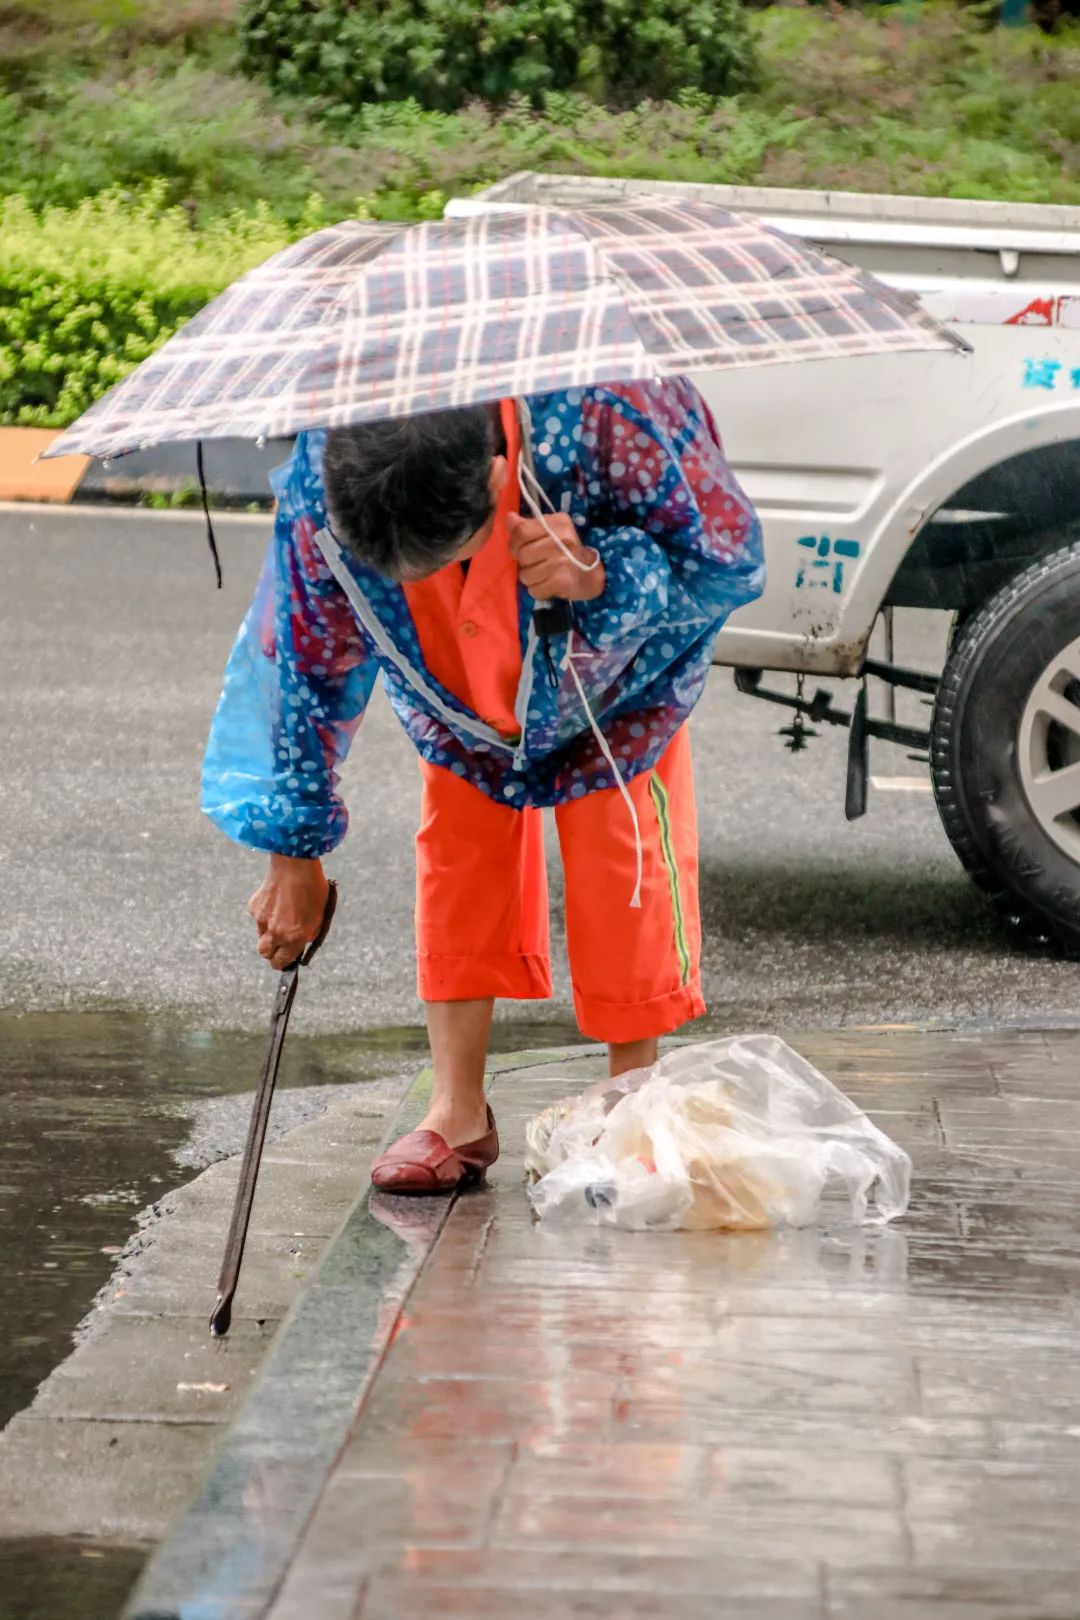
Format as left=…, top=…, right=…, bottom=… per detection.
left=752, top=7, right=1080, bottom=202
left=1, top=2, right=1078, bottom=221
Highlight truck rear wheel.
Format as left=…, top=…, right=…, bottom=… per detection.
left=931, top=539, right=1080, bottom=950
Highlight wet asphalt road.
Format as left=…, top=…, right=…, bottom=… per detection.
left=3, top=501, right=1079, bottom=1039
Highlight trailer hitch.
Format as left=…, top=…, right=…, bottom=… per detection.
left=733, top=667, right=933, bottom=822
left=733, top=668, right=932, bottom=753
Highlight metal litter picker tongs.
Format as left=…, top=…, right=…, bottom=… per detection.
left=209, top=881, right=338, bottom=1337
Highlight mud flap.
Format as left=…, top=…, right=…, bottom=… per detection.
left=845, top=680, right=869, bottom=821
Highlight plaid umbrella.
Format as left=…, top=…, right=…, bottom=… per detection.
left=45, top=199, right=967, bottom=461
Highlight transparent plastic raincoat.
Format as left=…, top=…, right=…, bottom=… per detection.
left=202, top=377, right=764, bottom=857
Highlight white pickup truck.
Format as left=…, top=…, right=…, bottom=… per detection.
left=457, top=172, right=1080, bottom=949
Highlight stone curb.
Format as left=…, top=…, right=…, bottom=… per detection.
left=120, top=1046, right=594, bottom=1620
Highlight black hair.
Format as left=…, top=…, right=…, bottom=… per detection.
left=322, top=404, right=497, bottom=581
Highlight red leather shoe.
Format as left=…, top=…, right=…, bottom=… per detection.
left=371, top=1107, right=499, bottom=1195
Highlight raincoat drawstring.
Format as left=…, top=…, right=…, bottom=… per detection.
left=563, top=636, right=644, bottom=910
left=516, top=441, right=644, bottom=910
left=517, top=456, right=601, bottom=576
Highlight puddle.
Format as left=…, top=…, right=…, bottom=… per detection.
left=0, top=1006, right=578, bottom=1618
left=0, top=1008, right=580, bottom=1432
left=0, top=1539, right=145, bottom=1620
left=0, top=1009, right=399, bottom=1432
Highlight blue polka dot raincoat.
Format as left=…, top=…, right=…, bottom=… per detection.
left=201, top=377, right=765, bottom=857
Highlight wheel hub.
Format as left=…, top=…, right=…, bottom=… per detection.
left=1018, top=635, right=1080, bottom=861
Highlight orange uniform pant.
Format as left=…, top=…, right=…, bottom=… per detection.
left=415, top=726, right=704, bottom=1044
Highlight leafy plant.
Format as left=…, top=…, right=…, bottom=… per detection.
left=0, top=185, right=311, bottom=425
left=139, top=480, right=201, bottom=509
left=238, top=0, right=757, bottom=112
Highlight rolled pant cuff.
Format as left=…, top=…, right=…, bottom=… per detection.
left=418, top=952, right=553, bottom=1004
left=573, top=976, right=706, bottom=1044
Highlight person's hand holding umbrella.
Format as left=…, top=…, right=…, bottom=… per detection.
left=507, top=511, right=606, bottom=604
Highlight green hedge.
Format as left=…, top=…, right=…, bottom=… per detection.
left=0, top=186, right=310, bottom=427
left=238, top=0, right=757, bottom=113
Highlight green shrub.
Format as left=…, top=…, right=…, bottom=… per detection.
left=238, top=0, right=757, bottom=113
left=0, top=184, right=307, bottom=426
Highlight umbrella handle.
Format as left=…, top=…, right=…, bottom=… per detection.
left=295, top=879, right=339, bottom=969
left=532, top=600, right=573, bottom=637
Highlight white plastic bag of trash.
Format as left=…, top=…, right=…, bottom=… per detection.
left=524, top=1036, right=911, bottom=1231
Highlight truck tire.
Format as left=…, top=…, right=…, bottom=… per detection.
left=931, top=539, right=1080, bottom=950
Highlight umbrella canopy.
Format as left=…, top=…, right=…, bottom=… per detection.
left=45, top=199, right=967, bottom=461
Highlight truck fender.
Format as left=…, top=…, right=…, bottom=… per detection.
left=854, top=398, right=1080, bottom=626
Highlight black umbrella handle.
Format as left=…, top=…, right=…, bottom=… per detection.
left=532, top=601, right=573, bottom=690
left=532, top=600, right=573, bottom=638
left=297, top=878, right=338, bottom=967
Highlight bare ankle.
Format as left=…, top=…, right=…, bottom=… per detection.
left=422, top=998, right=494, bottom=1145
left=420, top=1096, right=490, bottom=1148
left=608, top=1037, right=659, bottom=1079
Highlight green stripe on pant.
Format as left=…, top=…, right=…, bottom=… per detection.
left=649, top=769, right=692, bottom=987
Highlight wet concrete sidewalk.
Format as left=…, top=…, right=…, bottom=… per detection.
left=128, top=1029, right=1080, bottom=1620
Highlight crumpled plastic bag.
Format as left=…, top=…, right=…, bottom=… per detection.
left=524, top=1035, right=911, bottom=1231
